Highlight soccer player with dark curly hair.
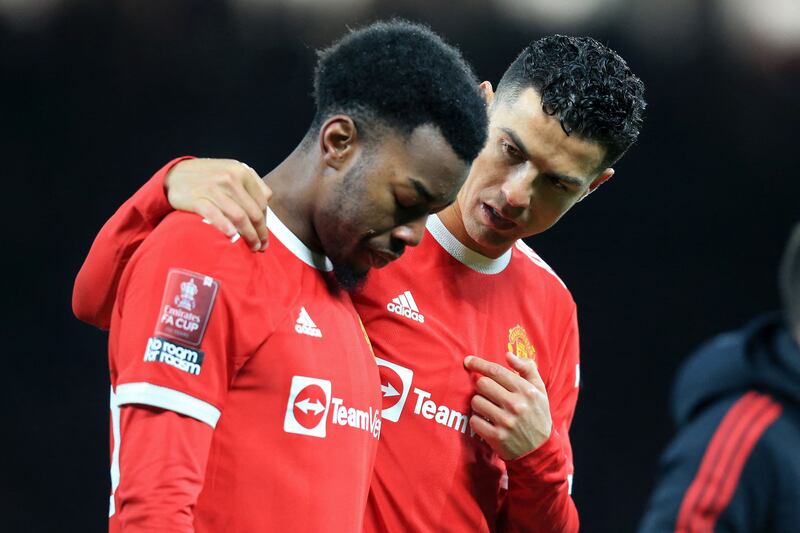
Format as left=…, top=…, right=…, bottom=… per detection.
left=74, top=34, right=646, bottom=532
left=73, top=20, right=488, bottom=532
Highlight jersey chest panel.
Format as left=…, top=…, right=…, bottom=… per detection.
left=354, top=242, right=562, bottom=531
left=198, top=263, right=382, bottom=531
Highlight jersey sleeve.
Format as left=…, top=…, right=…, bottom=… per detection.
left=111, top=211, right=280, bottom=423
left=113, top=405, right=214, bottom=532
left=500, top=306, right=580, bottom=533
left=72, top=157, right=193, bottom=330
left=108, top=212, right=286, bottom=529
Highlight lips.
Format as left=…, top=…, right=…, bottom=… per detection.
left=481, top=203, right=517, bottom=231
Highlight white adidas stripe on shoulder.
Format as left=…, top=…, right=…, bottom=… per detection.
left=514, top=240, right=566, bottom=289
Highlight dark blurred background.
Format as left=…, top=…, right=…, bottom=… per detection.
left=5, top=0, right=799, bottom=531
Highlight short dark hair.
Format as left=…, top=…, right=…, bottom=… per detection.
left=496, top=35, right=646, bottom=168
left=311, top=19, right=488, bottom=163
left=780, top=223, right=800, bottom=330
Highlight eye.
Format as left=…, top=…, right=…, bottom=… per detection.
left=393, top=192, right=425, bottom=220
left=394, top=193, right=415, bottom=210
left=500, top=140, right=524, bottom=161
left=548, top=175, right=569, bottom=191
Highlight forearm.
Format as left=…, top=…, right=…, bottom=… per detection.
left=114, top=405, right=213, bottom=532
left=500, top=428, right=578, bottom=533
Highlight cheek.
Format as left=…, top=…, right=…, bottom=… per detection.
left=535, top=199, right=574, bottom=231
left=464, top=169, right=503, bottom=203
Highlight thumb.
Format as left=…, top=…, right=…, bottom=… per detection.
left=506, top=352, right=545, bottom=390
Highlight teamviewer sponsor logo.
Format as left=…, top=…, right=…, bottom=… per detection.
left=283, top=376, right=381, bottom=439
left=375, top=358, right=414, bottom=422
left=284, top=376, right=332, bottom=438
left=143, top=336, right=204, bottom=375
left=386, top=290, right=425, bottom=324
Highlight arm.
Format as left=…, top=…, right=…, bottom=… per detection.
left=500, top=425, right=577, bottom=533
left=73, top=157, right=189, bottom=329
left=108, top=213, right=273, bottom=530
left=73, top=157, right=270, bottom=329
left=114, top=406, right=213, bottom=532
left=494, top=309, right=580, bottom=533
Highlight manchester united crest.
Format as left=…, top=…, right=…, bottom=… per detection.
left=507, top=324, right=535, bottom=360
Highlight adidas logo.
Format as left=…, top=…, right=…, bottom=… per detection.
left=386, top=290, right=425, bottom=324
left=295, top=306, right=322, bottom=337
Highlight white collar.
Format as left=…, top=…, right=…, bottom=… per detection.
left=266, top=208, right=333, bottom=272
left=425, top=214, right=511, bottom=275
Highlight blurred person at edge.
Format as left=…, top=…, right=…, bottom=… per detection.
left=72, top=20, right=489, bottom=532
left=639, top=223, right=800, bottom=533
left=74, top=36, right=646, bottom=532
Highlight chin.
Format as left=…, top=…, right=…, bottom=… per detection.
left=330, top=261, right=369, bottom=292
left=466, top=222, right=497, bottom=247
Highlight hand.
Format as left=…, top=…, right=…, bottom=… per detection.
left=164, top=158, right=272, bottom=251
left=464, top=352, right=552, bottom=461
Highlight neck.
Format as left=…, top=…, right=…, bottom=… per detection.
left=437, top=195, right=511, bottom=259
left=263, top=143, right=325, bottom=253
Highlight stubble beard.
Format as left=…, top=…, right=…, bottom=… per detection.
left=320, top=158, right=370, bottom=293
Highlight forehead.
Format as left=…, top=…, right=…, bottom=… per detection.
left=492, top=87, right=606, bottom=177
left=382, top=123, right=467, bottom=201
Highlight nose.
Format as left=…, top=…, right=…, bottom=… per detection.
left=500, top=170, right=534, bottom=209
left=391, top=215, right=428, bottom=248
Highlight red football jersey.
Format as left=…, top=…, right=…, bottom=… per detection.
left=74, top=159, right=580, bottom=532
left=106, top=208, right=381, bottom=531
left=354, top=214, right=580, bottom=533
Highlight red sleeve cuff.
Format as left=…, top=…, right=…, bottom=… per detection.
left=506, top=427, right=566, bottom=479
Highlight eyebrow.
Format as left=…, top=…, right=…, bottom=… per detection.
left=499, top=127, right=585, bottom=187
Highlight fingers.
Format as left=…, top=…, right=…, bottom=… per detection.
left=474, top=374, right=512, bottom=407
left=164, top=158, right=270, bottom=252
left=194, top=198, right=236, bottom=237
left=222, top=177, right=268, bottom=251
left=241, top=163, right=272, bottom=206
left=468, top=414, right=502, bottom=444
left=210, top=192, right=263, bottom=251
left=471, top=393, right=512, bottom=428
left=464, top=355, right=521, bottom=391
left=505, top=352, right=546, bottom=393
left=238, top=163, right=271, bottom=250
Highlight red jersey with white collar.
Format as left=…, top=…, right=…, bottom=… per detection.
left=354, top=214, right=580, bottom=533
left=104, top=201, right=381, bottom=531
left=74, top=159, right=580, bottom=532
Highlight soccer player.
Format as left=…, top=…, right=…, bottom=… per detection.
left=73, top=20, right=489, bottom=532
left=74, top=36, right=646, bottom=531
left=638, top=224, right=800, bottom=532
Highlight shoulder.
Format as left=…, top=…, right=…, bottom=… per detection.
left=754, top=401, right=800, bottom=459
left=668, top=392, right=786, bottom=475
left=511, top=240, right=575, bottom=306
left=130, top=212, right=289, bottom=297
left=144, top=212, right=273, bottom=264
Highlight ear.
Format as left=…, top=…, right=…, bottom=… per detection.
left=479, top=81, right=495, bottom=109
left=320, top=115, right=358, bottom=170
left=578, top=168, right=614, bottom=202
